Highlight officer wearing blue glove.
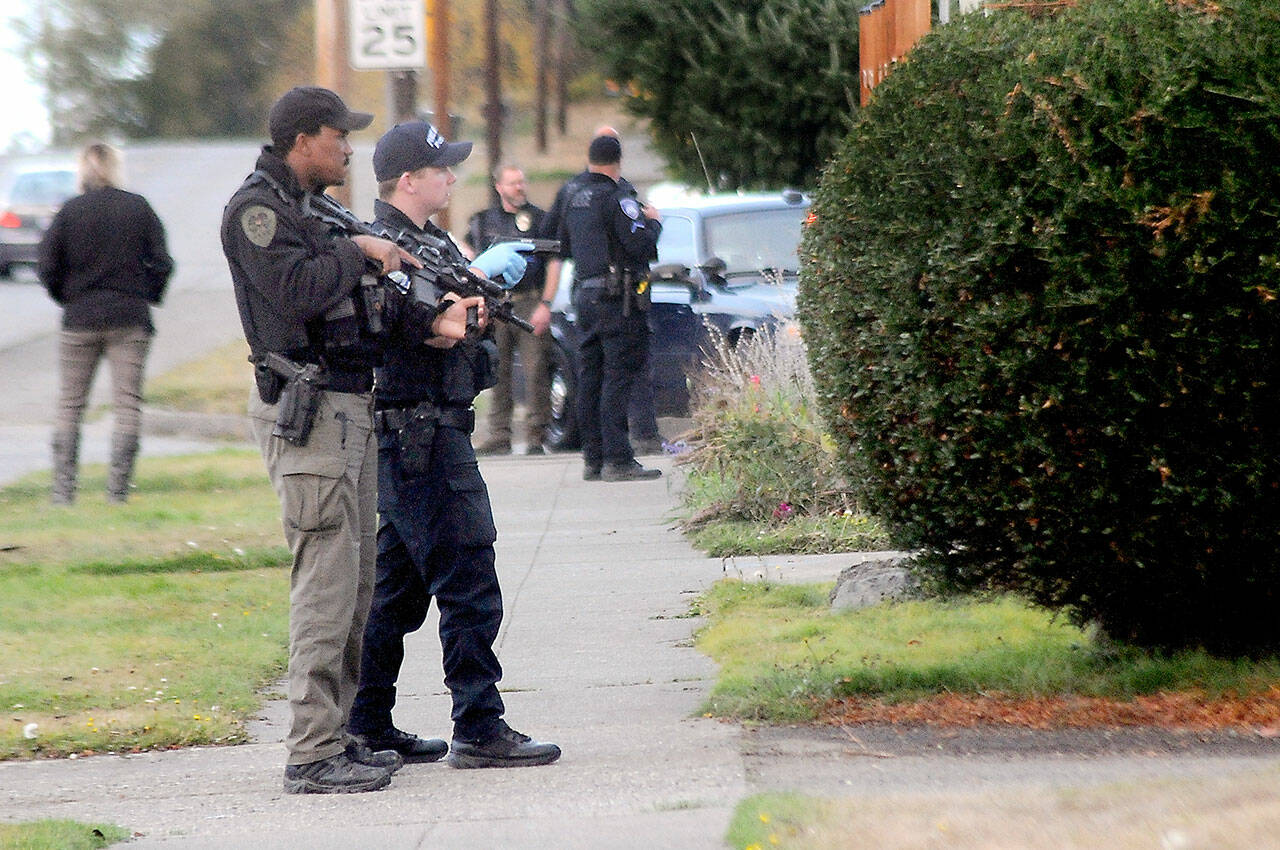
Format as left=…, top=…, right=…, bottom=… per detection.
left=469, top=241, right=529, bottom=287
left=347, top=120, right=561, bottom=770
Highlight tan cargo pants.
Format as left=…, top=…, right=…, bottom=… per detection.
left=250, top=386, right=376, bottom=765
left=484, top=288, right=553, bottom=448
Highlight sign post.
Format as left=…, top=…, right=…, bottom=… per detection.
left=349, top=0, right=427, bottom=70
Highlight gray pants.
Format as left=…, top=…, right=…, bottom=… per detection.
left=52, top=326, right=151, bottom=503
left=55, top=325, right=150, bottom=440
left=250, top=388, right=377, bottom=765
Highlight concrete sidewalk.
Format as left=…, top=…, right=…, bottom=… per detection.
left=2, top=450, right=755, bottom=848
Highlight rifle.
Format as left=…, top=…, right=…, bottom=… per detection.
left=301, top=191, right=534, bottom=339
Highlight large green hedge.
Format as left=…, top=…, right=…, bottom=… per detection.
left=798, top=0, right=1280, bottom=654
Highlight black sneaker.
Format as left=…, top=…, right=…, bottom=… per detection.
left=354, top=727, right=448, bottom=764
left=283, top=752, right=391, bottom=794
left=601, top=460, right=662, bottom=481
left=582, top=465, right=602, bottom=481
left=345, top=736, right=404, bottom=773
left=447, top=721, right=561, bottom=769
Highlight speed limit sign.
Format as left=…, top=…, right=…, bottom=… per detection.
left=349, top=0, right=427, bottom=70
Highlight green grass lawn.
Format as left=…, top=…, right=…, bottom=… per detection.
left=697, top=580, right=1280, bottom=723
left=0, top=449, right=290, bottom=760
left=0, top=820, right=130, bottom=850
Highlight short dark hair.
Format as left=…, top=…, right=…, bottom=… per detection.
left=587, top=134, right=622, bottom=165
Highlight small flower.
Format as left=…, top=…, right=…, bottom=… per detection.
left=22, top=723, right=38, bottom=739
left=771, top=501, right=794, bottom=521
left=759, top=813, right=771, bottom=824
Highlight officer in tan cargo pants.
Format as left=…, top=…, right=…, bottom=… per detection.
left=220, top=86, right=478, bottom=794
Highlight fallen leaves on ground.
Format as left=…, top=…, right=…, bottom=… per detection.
left=819, top=686, right=1280, bottom=731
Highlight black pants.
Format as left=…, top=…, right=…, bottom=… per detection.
left=349, top=426, right=505, bottom=743
left=575, top=290, right=650, bottom=468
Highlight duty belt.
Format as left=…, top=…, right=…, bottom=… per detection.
left=374, top=402, right=476, bottom=434
left=323, top=370, right=374, bottom=394
left=575, top=275, right=612, bottom=290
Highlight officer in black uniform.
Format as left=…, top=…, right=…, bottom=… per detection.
left=553, top=134, right=663, bottom=481
left=221, top=87, right=478, bottom=794
left=347, top=121, right=561, bottom=769
left=464, top=165, right=554, bottom=455
left=543, top=132, right=663, bottom=455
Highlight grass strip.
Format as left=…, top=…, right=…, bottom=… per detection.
left=142, top=339, right=252, bottom=415
left=0, top=820, right=130, bottom=849
left=0, top=449, right=290, bottom=760
left=696, top=580, right=1280, bottom=723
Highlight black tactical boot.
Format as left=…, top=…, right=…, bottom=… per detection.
left=447, top=721, right=561, bottom=769
left=354, top=727, right=448, bottom=764
left=344, top=735, right=405, bottom=773
left=601, top=460, right=661, bottom=481
left=283, top=751, right=392, bottom=794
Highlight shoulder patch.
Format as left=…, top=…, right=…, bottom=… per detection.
left=240, top=205, right=277, bottom=248
left=619, top=197, right=641, bottom=220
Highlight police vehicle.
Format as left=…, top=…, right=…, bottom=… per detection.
left=543, top=188, right=809, bottom=451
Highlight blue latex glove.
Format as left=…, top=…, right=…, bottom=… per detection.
left=470, top=242, right=532, bottom=287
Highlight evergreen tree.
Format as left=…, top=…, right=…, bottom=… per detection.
left=574, top=0, right=861, bottom=189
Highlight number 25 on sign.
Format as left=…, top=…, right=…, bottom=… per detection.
left=349, top=0, right=427, bottom=70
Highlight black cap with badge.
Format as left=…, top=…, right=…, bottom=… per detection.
left=373, top=121, right=473, bottom=181
left=268, top=86, right=374, bottom=148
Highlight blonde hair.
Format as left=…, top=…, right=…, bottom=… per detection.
left=78, top=142, right=122, bottom=192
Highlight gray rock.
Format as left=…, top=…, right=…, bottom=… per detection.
left=828, top=556, right=921, bottom=611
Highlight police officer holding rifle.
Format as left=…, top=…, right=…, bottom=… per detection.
left=220, top=88, right=480, bottom=794
left=344, top=121, right=561, bottom=770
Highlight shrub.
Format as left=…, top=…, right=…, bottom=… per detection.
left=798, top=0, right=1280, bottom=654
left=680, top=324, right=863, bottom=526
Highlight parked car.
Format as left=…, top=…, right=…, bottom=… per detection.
left=0, top=164, right=77, bottom=278
left=543, top=189, right=809, bottom=450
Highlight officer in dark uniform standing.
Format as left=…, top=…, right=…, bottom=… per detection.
left=464, top=165, right=554, bottom=455
left=543, top=130, right=663, bottom=455
left=553, top=134, right=663, bottom=481
left=220, top=87, right=478, bottom=794
left=347, top=121, right=561, bottom=770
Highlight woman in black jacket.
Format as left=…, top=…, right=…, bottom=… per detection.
left=38, top=142, right=173, bottom=504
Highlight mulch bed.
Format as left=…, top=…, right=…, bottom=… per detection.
left=819, top=687, right=1280, bottom=734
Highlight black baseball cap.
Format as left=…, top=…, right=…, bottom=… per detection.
left=588, top=134, right=622, bottom=165
left=373, top=121, right=473, bottom=181
left=268, top=86, right=373, bottom=146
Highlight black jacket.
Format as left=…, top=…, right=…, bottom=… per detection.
left=374, top=200, right=495, bottom=408
left=220, top=147, right=368, bottom=361
left=556, top=172, right=660, bottom=280
left=38, top=186, right=173, bottom=332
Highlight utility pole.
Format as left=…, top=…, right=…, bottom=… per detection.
left=427, top=0, right=453, bottom=229
left=315, top=0, right=353, bottom=203
left=483, top=0, right=502, bottom=204
left=534, top=0, right=550, bottom=152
